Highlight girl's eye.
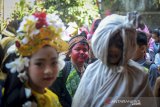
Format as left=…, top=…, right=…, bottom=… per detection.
left=35, top=62, right=43, bottom=67
left=51, top=61, right=58, bottom=66
left=75, top=48, right=80, bottom=51
left=83, top=48, right=88, bottom=52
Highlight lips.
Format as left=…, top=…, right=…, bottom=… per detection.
left=79, top=55, right=85, bottom=59
left=79, top=55, right=87, bottom=62
left=43, top=77, right=54, bottom=81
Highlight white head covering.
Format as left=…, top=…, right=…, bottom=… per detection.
left=91, top=14, right=137, bottom=66
left=72, top=13, right=157, bottom=107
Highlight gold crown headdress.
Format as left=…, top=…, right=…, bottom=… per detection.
left=5, top=12, right=68, bottom=82
left=16, top=12, right=68, bottom=56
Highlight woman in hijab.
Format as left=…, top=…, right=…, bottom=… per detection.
left=72, top=12, right=157, bottom=107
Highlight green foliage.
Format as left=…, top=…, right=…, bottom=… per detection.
left=153, top=0, right=160, bottom=8
left=104, top=0, right=118, bottom=9
left=1, top=0, right=99, bottom=34
left=44, top=0, right=99, bottom=26
left=1, top=0, right=33, bottom=34
left=11, top=0, right=32, bottom=20
left=0, top=19, right=7, bottom=33
left=1, top=0, right=45, bottom=34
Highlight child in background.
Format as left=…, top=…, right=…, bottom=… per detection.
left=150, top=28, right=160, bottom=61
left=132, top=31, right=152, bottom=71
left=149, top=28, right=160, bottom=90
left=1, top=12, right=68, bottom=107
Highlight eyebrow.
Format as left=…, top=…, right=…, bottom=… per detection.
left=35, top=57, right=58, bottom=61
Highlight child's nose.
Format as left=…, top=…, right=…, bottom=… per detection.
left=44, top=66, right=52, bottom=74
left=80, top=50, right=84, bottom=53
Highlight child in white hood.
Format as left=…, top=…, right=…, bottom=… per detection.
left=72, top=12, right=157, bottom=107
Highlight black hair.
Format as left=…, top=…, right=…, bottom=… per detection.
left=152, top=28, right=160, bottom=37
left=136, top=31, right=147, bottom=46
left=0, top=45, right=4, bottom=66
left=93, top=19, right=101, bottom=33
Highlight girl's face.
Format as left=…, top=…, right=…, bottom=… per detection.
left=28, top=46, right=58, bottom=93
left=108, top=34, right=123, bottom=65
left=70, top=43, right=89, bottom=67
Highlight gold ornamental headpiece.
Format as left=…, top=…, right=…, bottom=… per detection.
left=16, top=12, right=68, bottom=56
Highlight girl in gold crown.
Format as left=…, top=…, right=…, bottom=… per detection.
left=1, top=12, right=68, bottom=107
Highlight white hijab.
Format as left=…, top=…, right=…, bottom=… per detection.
left=72, top=14, right=157, bottom=107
